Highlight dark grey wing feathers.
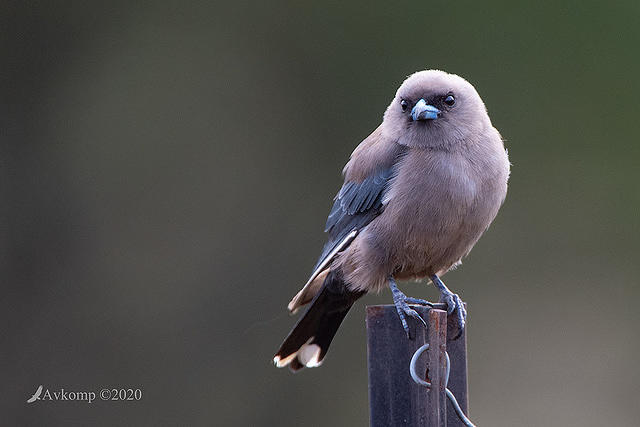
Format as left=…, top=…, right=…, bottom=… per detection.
left=311, top=167, right=394, bottom=273
left=326, top=168, right=393, bottom=230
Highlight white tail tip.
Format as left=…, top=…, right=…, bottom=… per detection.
left=298, top=343, right=323, bottom=368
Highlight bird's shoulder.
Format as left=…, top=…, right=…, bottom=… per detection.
left=342, top=125, right=405, bottom=183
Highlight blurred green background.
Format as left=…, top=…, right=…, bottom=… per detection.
left=3, top=1, right=639, bottom=426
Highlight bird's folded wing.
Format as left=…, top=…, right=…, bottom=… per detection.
left=288, top=131, right=406, bottom=312
left=312, top=166, right=394, bottom=273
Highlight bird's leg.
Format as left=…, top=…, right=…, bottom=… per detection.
left=389, top=276, right=432, bottom=338
left=430, top=274, right=467, bottom=334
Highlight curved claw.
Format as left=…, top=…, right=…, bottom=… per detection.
left=439, top=291, right=466, bottom=335
left=389, top=278, right=430, bottom=338
left=431, top=274, right=467, bottom=339
left=394, top=298, right=426, bottom=338
left=406, top=306, right=427, bottom=327
left=439, top=292, right=456, bottom=315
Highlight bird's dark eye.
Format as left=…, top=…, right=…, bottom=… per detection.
left=444, top=94, right=455, bottom=106
left=400, top=99, right=409, bottom=112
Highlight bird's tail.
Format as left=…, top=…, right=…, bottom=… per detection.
left=274, top=269, right=364, bottom=372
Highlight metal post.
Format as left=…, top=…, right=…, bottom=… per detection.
left=366, top=305, right=469, bottom=427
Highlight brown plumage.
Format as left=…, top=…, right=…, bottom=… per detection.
left=275, top=70, right=510, bottom=371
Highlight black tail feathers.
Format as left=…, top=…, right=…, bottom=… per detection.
left=274, top=269, right=364, bottom=372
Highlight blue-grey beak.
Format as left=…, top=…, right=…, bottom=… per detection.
left=411, top=99, right=441, bottom=121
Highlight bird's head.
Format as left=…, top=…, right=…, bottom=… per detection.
left=382, top=70, right=492, bottom=149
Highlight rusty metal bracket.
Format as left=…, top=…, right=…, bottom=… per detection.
left=410, top=344, right=476, bottom=427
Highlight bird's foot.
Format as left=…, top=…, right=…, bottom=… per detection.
left=389, top=277, right=433, bottom=338
left=430, top=274, right=466, bottom=337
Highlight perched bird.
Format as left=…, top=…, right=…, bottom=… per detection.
left=274, top=70, right=510, bottom=371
